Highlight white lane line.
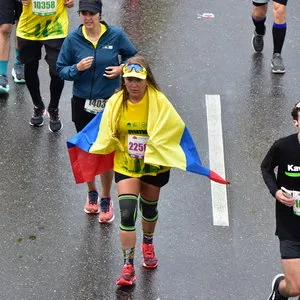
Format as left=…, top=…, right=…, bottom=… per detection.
left=205, top=94, right=229, bottom=226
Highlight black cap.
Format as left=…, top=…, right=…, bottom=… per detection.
left=78, top=0, right=102, bottom=14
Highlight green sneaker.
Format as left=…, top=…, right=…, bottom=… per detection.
left=12, top=63, right=25, bottom=83
left=0, top=75, right=9, bottom=94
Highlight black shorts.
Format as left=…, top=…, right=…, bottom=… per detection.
left=252, top=0, right=288, bottom=6
left=17, top=38, right=64, bottom=75
left=274, top=0, right=288, bottom=5
left=0, top=0, right=22, bottom=24
left=279, top=239, right=300, bottom=259
left=115, top=170, right=170, bottom=188
left=71, top=95, right=98, bottom=132
left=253, top=0, right=287, bottom=5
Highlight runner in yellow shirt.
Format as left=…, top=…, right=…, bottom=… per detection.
left=17, top=0, right=73, bottom=132
left=0, top=0, right=25, bottom=95
left=106, top=56, right=171, bottom=286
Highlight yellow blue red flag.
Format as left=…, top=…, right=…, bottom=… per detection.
left=67, top=87, right=229, bottom=185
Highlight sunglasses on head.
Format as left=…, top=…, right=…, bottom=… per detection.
left=123, top=63, right=144, bottom=73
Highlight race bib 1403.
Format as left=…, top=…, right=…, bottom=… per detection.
left=84, top=99, right=107, bottom=115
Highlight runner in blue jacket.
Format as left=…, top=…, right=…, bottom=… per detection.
left=57, top=0, right=137, bottom=223
left=57, top=20, right=136, bottom=100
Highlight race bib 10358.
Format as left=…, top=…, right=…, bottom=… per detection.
left=32, top=0, right=57, bottom=16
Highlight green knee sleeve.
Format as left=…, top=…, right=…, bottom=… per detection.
left=139, top=196, right=158, bottom=222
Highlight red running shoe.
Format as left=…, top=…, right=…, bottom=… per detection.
left=116, top=264, right=136, bottom=286
left=141, top=243, right=158, bottom=269
left=84, top=191, right=100, bottom=214
left=99, top=197, right=114, bottom=223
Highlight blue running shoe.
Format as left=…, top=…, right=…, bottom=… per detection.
left=12, top=63, right=25, bottom=83
left=0, top=75, right=9, bottom=94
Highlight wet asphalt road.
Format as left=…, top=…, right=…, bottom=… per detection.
left=1, top=0, right=300, bottom=299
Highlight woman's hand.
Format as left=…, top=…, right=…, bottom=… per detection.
left=64, top=0, right=74, bottom=8
left=21, top=0, right=29, bottom=6
left=275, top=189, right=295, bottom=207
left=76, top=56, right=94, bottom=71
left=103, top=65, right=123, bottom=79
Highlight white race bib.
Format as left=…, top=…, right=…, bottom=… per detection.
left=292, top=191, right=300, bottom=216
left=32, top=0, right=57, bottom=16
left=84, top=99, right=107, bottom=115
left=128, top=135, right=149, bottom=159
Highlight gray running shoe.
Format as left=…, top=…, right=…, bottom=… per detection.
left=12, top=63, right=25, bottom=83
left=48, top=108, right=63, bottom=132
left=271, top=53, right=285, bottom=74
left=252, top=31, right=264, bottom=53
left=29, top=106, right=46, bottom=127
left=0, top=75, right=9, bottom=94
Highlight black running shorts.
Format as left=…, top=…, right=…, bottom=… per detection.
left=17, top=38, right=64, bottom=75
left=0, top=0, right=22, bottom=24
left=253, top=0, right=287, bottom=5
left=115, top=170, right=170, bottom=188
left=280, top=239, right=300, bottom=259
left=71, top=95, right=99, bottom=132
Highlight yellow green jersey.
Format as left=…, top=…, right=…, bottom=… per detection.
left=114, top=93, right=170, bottom=177
left=17, top=0, right=69, bottom=40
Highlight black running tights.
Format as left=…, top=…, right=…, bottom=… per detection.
left=24, top=60, right=64, bottom=110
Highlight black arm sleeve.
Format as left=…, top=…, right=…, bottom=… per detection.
left=261, top=142, right=280, bottom=197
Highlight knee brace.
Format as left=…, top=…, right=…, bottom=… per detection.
left=119, top=194, right=138, bottom=231
left=139, top=196, right=158, bottom=222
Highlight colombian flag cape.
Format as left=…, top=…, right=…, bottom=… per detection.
left=67, top=87, right=229, bottom=184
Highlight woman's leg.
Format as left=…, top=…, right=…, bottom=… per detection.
left=84, top=180, right=99, bottom=214
left=98, top=170, right=114, bottom=223
left=24, top=59, right=44, bottom=108
left=117, top=177, right=140, bottom=251
left=140, top=181, right=161, bottom=268
left=116, top=178, right=140, bottom=286
left=71, top=96, right=102, bottom=215
left=100, top=170, right=113, bottom=198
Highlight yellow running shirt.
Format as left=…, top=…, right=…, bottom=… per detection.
left=114, top=93, right=170, bottom=177
left=82, top=23, right=107, bottom=48
left=17, top=0, right=69, bottom=40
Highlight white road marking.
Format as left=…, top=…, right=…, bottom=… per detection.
left=205, top=94, right=229, bottom=226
